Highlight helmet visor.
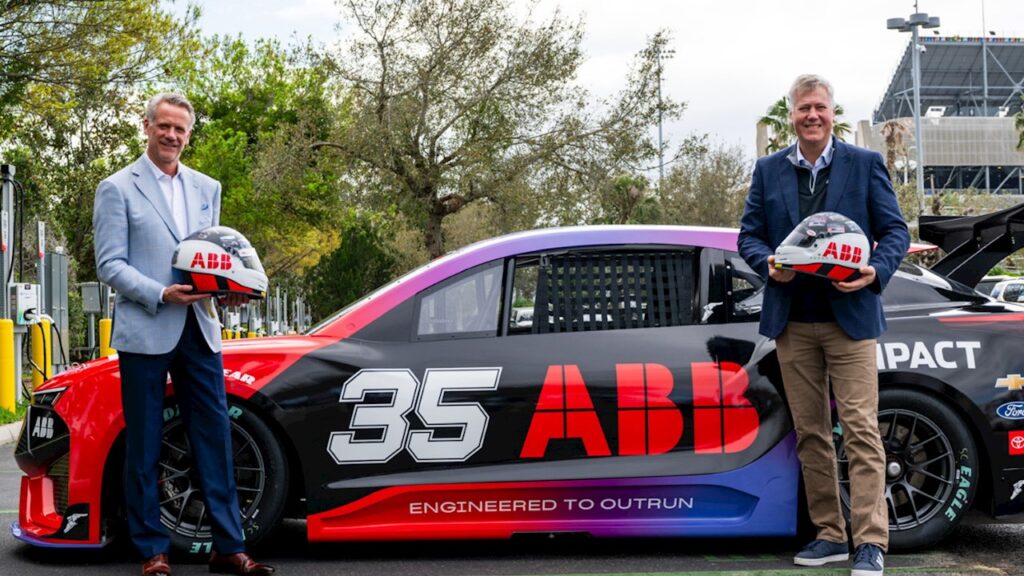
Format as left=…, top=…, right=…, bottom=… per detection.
left=781, top=221, right=822, bottom=248
left=235, top=247, right=265, bottom=274
left=193, top=227, right=265, bottom=274
left=780, top=212, right=865, bottom=249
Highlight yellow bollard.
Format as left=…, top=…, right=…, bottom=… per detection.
left=31, top=319, right=52, bottom=390
left=247, top=329, right=258, bottom=339
left=99, top=318, right=115, bottom=357
left=222, top=328, right=230, bottom=340
left=0, top=319, right=14, bottom=413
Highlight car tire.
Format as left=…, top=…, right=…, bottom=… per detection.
left=158, top=400, right=289, bottom=558
left=834, top=388, right=979, bottom=551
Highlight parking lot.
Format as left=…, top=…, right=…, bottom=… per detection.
left=2, top=429, right=1022, bottom=576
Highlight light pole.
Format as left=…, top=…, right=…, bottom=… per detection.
left=887, top=3, right=939, bottom=217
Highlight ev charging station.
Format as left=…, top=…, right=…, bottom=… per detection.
left=0, top=164, right=69, bottom=412
left=0, top=165, right=14, bottom=412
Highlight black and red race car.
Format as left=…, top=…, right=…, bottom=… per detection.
left=13, top=212, right=1024, bottom=555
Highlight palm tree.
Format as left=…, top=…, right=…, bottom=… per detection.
left=832, top=104, right=852, bottom=140
left=758, top=97, right=852, bottom=155
left=1016, top=99, right=1024, bottom=151
left=758, top=97, right=792, bottom=155
left=880, top=118, right=910, bottom=177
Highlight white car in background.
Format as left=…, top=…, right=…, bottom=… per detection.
left=990, top=278, right=1024, bottom=303
left=511, top=307, right=534, bottom=328
left=976, top=275, right=1015, bottom=296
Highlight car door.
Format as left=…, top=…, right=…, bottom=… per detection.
left=271, top=244, right=794, bottom=537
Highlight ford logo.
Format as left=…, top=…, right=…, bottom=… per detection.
left=996, top=402, right=1024, bottom=420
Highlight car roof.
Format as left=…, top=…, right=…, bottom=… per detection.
left=312, top=225, right=738, bottom=339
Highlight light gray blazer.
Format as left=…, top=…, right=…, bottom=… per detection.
left=93, top=155, right=222, bottom=355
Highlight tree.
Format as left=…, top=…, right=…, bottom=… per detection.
left=0, top=1, right=200, bottom=280
left=320, top=0, right=681, bottom=258
left=657, top=140, right=751, bottom=228
left=1016, top=96, right=1024, bottom=151
left=528, top=31, right=685, bottom=228
left=758, top=98, right=792, bottom=156
left=303, top=212, right=397, bottom=321
left=176, top=36, right=347, bottom=278
left=880, top=118, right=911, bottom=178
left=833, top=104, right=853, bottom=141
left=593, top=174, right=659, bottom=225
left=758, top=96, right=852, bottom=155
left=0, top=0, right=199, bottom=136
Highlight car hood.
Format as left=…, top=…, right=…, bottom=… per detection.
left=32, top=334, right=337, bottom=401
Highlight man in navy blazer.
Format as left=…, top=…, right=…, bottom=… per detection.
left=94, top=93, right=274, bottom=576
left=739, top=75, right=909, bottom=576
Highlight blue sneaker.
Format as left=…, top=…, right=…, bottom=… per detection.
left=793, top=539, right=849, bottom=566
left=851, top=543, right=885, bottom=576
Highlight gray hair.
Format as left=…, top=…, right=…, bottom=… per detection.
left=145, top=92, right=195, bottom=130
left=788, top=74, right=835, bottom=109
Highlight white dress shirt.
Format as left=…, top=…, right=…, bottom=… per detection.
left=141, top=154, right=188, bottom=239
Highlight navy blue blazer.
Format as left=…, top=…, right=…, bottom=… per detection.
left=737, top=140, right=910, bottom=341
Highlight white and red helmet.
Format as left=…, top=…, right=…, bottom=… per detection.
left=172, top=226, right=268, bottom=298
left=773, top=212, right=870, bottom=282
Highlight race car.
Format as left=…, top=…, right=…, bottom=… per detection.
left=13, top=220, right=1024, bottom=556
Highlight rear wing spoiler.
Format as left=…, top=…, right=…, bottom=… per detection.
left=919, top=202, right=1024, bottom=287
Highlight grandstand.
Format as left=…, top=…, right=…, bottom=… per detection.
left=855, top=35, right=1024, bottom=194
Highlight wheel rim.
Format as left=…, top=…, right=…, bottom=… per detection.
left=158, top=418, right=267, bottom=538
left=836, top=408, right=955, bottom=531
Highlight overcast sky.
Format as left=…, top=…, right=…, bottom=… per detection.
left=179, top=0, right=1024, bottom=159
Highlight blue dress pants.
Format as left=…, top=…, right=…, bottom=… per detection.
left=118, top=306, right=245, bottom=559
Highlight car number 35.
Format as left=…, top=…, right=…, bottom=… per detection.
left=327, top=368, right=502, bottom=464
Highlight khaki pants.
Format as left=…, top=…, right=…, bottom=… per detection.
left=776, top=321, right=888, bottom=551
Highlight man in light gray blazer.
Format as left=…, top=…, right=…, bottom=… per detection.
left=94, top=93, right=273, bottom=576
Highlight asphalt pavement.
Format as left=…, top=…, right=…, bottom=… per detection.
left=0, top=421, right=1021, bottom=576
left=0, top=422, right=19, bottom=446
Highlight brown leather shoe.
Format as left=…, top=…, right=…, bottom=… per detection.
left=209, top=552, right=275, bottom=575
left=142, top=553, right=171, bottom=576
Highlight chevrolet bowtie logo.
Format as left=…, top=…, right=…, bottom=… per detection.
left=996, top=374, right=1024, bottom=390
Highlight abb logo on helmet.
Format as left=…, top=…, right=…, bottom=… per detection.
left=190, top=252, right=232, bottom=270
left=821, top=241, right=863, bottom=265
